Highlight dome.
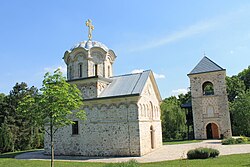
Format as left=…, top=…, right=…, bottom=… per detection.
left=69, top=40, right=109, bottom=52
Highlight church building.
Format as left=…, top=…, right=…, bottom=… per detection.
left=188, top=56, right=232, bottom=139
left=44, top=20, right=162, bottom=156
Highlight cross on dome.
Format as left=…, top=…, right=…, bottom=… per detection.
left=86, top=19, right=94, bottom=40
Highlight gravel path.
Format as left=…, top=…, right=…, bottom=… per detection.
left=15, top=140, right=250, bottom=163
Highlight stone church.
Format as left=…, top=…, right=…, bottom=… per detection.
left=44, top=20, right=162, bottom=156
left=188, top=56, right=232, bottom=139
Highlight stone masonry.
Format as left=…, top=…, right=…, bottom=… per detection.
left=188, top=57, right=232, bottom=139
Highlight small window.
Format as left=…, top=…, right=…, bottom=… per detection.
left=72, top=121, right=79, bottom=135
left=202, top=81, right=214, bottom=95
left=79, top=64, right=82, bottom=78
left=95, top=64, right=98, bottom=76
left=69, top=66, right=72, bottom=80
left=108, top=66, right=111, bottom=77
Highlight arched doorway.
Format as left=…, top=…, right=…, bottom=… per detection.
left=206, top=123, right=219, bottom=139
left=150, top=126, right=155, bottom=149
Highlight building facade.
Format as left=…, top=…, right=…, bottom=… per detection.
left=44, top=34, right=162, bottom=156
left=188, top=56, right=232, bottom=139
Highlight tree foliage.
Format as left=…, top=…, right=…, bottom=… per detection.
left=226, top=65, right=250, bottom=136
left=230, top=90, right=250, bottom=136
left=226, top=76, right=245, bottom=102
left=18, top=69, right=85, bottom=167
left=161, top=96, right=187, bottom=141
left=0, top=83, right=42, bottom=153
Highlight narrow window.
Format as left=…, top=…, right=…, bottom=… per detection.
left=69, top=66, right=72, bottom=80
left=108, top=65, right=111, bottom=77
left=72, top=121, right=79, bottom=135
left=79, top=64, right=82, bottom=78
left=95, top=64, right=98, bottom=76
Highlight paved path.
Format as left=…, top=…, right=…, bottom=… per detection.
left=15, top=140, right=250, bottom=163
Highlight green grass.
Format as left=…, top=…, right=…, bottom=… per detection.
left=142, top=153, right=250, bottom=167
left=163, top=140, right=202, bottom=145
left=1, top=150, right=250, bottom=167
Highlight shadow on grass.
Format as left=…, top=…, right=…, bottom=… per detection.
left=0, top=149, right=43, bottom=158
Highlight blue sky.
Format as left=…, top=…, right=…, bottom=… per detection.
left=1, top=1, right=250, bottom=98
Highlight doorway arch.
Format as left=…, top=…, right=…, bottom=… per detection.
left=206, top=123, right=219, bottom=139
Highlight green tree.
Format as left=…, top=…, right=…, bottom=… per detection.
left=0, top=83, right=40, bottom=152
left=161, top=96, right=187, bottom=141
left=0, top=120, right=14, bottom=153
left=178, top=91, right=191, bottom=105
left=226, top=76, right=246, bottom=102
left=230, top=90, right=250, bottom=136
left=238, top=65, right=250, bottom=90
left=18, top=69, right=85, bottom=167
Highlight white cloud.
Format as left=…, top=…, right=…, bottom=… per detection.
left=128, top=8, right=246, bottom=52
left=131, top=69, right=165, bottom=79
left=129, top=21, right=217, bottom=52
left=171, top=88, right=188, bottom=97
left=153, top=73, right=165, bottom=79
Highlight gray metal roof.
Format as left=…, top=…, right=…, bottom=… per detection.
left=189, top=56, right=224, bottom=75
left=99, top=70, right=151, bottom=98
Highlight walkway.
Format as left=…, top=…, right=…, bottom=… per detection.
left=15, top=140, right=250, bottom=163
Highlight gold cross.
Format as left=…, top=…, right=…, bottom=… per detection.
left=86, top=19, right=94, bottom=40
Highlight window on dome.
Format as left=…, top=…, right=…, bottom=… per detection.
left=79, top=64, right=82, bottom=78
left=108, top=66, right=110, bottom=77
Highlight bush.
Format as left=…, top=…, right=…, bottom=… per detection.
left=207, top=148, right=220, bottom=158
left=222, top=136, right=248, bottom=145
left=104, top=159, right=139, bottom=167
left=187, top=148, right=219, bottom=159
left=222, top=138, right=236, bottom=145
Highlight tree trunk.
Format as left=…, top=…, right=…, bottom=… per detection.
left=50, top=123, right=54, bottom=167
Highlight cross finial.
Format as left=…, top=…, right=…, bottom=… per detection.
left=86, top=19, right=94, bottom=40
left=203, top=50, right=206, bottom=57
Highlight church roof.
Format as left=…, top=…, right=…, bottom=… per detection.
left=188, top=56, right=225, bottom=75
left=69, top=40, right=109, bottom=52
left=99, top=70, right=151, bottom=98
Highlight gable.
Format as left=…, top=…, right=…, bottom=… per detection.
left=140, top=71, right=162, bottom=102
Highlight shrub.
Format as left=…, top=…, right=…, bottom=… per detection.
left=207, top=148, right=220, bottom=158
left=104, top=159, right=139, bottom=167
left=222, top=138, right=236, bottom=145
left=222, top=136, right=248, bottom=145
left=187, top=148, right=219, bottom=159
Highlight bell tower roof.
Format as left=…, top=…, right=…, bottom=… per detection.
left=188, top=56, right=225, bottom=75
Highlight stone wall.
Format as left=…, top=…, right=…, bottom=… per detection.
left=189, top=70, right=232, bottom=139
left=44, top=99, right=142, bottom=156
left=44, top=77, right=162, bottom=156
left=137, top=77, right=162, bottom=155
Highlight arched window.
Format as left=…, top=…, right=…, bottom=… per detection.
left=69, top=66, right=73, bottom=80
left=108, top=65, right=111, bottom=77
left=79, top=64, right=82, bottom=78
left=150, top=101, right=153, bottom=119
left=202, top=81, right=214, bottom=95
left=95, top=64, right=98, bottom=76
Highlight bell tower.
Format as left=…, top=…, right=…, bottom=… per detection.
left=188, top=56, right=232, bottom=139
left=63, top=19, right=116, bottom=99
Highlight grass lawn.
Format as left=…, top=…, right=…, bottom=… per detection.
left=163, top=139, right=202, bottom=145
left=1, top=150, right=250, bottom=167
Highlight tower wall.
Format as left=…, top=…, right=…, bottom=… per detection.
left=189, top=70, right=232, bottom=139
